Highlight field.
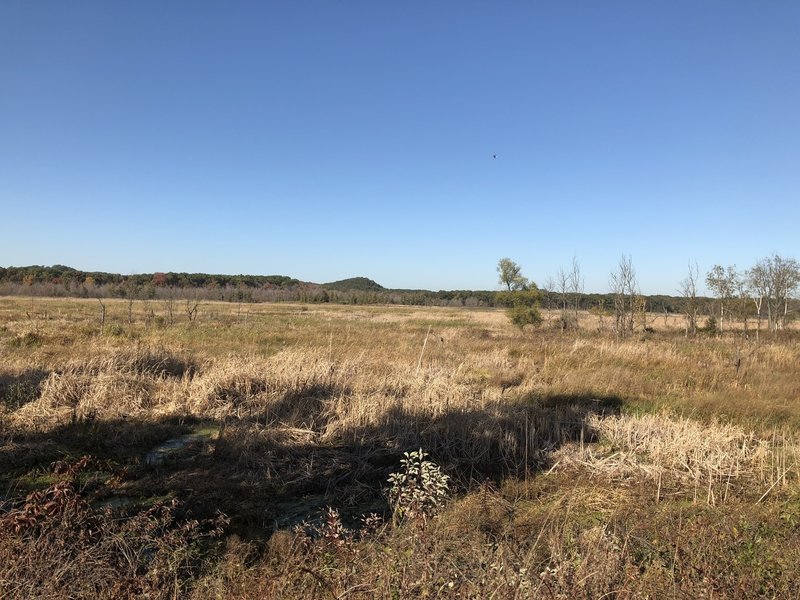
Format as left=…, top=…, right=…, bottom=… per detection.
left=2, top=296, right=800, bottom=598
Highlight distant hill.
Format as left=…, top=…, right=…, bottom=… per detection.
left=323, top=277, right=385, bottom=292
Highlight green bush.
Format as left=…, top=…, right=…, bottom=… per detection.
left=388, top=449, right=449, bottom=525
left=507, top=304, right=543, bottom=330
left=701, top=316, right=718, bottom=336
left=496, top=289, right=540, bottom=308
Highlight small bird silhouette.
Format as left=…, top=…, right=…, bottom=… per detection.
left=492, top=154, right=498, bottom=159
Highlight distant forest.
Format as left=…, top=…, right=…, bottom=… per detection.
left=0, top=264, right=719, bottom=314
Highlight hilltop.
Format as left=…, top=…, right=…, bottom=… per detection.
left=322, top=277, right=385, bottom=292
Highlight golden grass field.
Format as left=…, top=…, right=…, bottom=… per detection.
left=2, top=296, right=800, bottom=598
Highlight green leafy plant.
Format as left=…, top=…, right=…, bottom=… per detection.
left=508, top=304, right=544, bottom=330
left=388, top=449, right=449, bottom=525
left=499, top=288, right=543, bottom=330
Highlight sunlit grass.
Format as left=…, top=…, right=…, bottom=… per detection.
left=2, top=296, right=800, bottom=597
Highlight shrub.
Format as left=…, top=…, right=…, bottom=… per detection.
left=552, top=313, right=578, bottom=332
left=500, top=290, right=543, bottom=330
left=701, top=315, right=718, bottom=336
left=388, top=449, right=449, bottom=525
left=507, top=304, right=543, bottom=330
left=0, top=457, right=228, bottom=598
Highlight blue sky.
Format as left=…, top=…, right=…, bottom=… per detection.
left=1, top=2, right=798, bottom=294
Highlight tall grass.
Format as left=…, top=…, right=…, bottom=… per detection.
left=2, top=297, right=800, bottom=597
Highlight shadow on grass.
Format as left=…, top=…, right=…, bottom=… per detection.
left=0, top=369, right=51, bottom=411
left=1, top=390, right=624, bottom=538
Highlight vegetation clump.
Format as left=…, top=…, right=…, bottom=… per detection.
left=507, top=303, right=544, bottom=330
left=388, top=449, right=450, bottom=525
left=496, top=259, right=544, bottom=330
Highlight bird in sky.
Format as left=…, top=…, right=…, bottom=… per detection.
left=492, top=154, right=498, bottom=159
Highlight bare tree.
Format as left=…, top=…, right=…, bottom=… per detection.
left=609, top=255, right=638, bottom=338
left=186, top=297, right=200, bottom=323
left=747, top=262, right=768, bottom=339
left=679, top=261, right=699, bottom=337
left=771, top=256, right=799, bottom=331
left=731, top=270, right=751, bottom=335
left=124, top=281, right=138, bottom=325
left=568, top=256, right=584, bottom=322
left=556, top=267, right=569, bottom=313
left=543, top=276, right=555, bottom=311
left=706, top=265, right=737, bottom=333
left=163, top=287, right=176, bottom=326
left=749, top=255, right=800, bottom=332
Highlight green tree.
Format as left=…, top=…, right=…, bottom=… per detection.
left=498, top=272, right=543, bottom=330
left=497, top=258, right=529, bottom=291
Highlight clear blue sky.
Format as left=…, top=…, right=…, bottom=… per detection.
left=2, top=2, right=798, bottom=294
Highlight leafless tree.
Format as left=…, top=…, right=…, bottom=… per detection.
left=749, top=255, right=800, bottom=332
left=679, top=261, right=699, bottom=337
left=163, top=287, right=176, bottom=326
left=556, top=267, right=569, bottom=313
left=543, top=276, right=555, bottom=311
left=568, top=256, right=584, bottom=322
left=706, top=265, right=737, bottom=333
left=747, top=262, right=768, bottom=338
left=124, top=281, right=138, bottom=325
left=186, top=297, right=200, bottom=323
left=609, top=255, right=638, bottom=338
left=731, top=272, right=751, bottom=335
left=769, top=255, right=799, bottom=331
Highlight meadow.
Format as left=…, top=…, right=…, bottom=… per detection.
left=2, top=296, right=800, bottom=598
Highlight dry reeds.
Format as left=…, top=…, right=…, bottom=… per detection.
left=10, top=345, right=194, bottom=426
left=554, top=411, right=799, bottom=504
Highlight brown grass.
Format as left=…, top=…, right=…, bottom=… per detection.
left=2, top=296, right=800, bottom=597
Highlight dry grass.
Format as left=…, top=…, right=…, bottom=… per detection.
left=552, top=412, right=799, bottom=506
left=2, top=296, right=800, bottom=597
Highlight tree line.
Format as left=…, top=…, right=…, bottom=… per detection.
left=680, top=255, right=800, bottom=336
left=498, top=254, right=800, bottom=337
left=0, top=265, right=299, bottom=291
left=2, top=259, right=797, bottom=325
